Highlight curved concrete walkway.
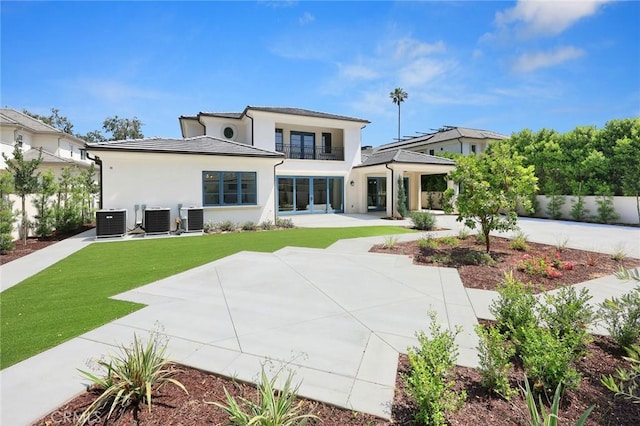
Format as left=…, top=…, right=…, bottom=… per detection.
left=1, top=215, right=638, bottom=424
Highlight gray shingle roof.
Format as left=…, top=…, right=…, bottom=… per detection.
left=191, top=107, right=369, bottom=123
left=375, top=126, right=508, bottom=152
left=0, top=108, right=87, bottom=144
left=22, top=148, right=89, bottom=167
left=356, top=149, right=455, bottom=167
left=0, top=108, right=64, bottom=133
left=86, top=135, right=285, bottom=158
left=245, top=106, right=370, bottom=123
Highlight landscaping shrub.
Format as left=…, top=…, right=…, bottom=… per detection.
left=0, top=171, right=15, bottom=253
left=546, top=194, right=565, bottom=220
left=615, top=267, right=640, bottom=281
left=518, top=325, right=581, bottom=393
left=611, top=243, right=627, bottom=262
left=417, top=234, right=439, bottom=250
left=598, top=287, right=640, bottom=348
left=539, top=286, right=594, bottom=355
left=601, top=344, right=640, bottom=404
left=219, top=220, right=237, bottom=232
left=475, top=324, right=516, bottom=400
left=596, top=194, right=619, bottom=224
left=397, top=176, right=408, bottom=218
left=382, top=235, right=398, bottom=249
left=570, top=194, right=589, bottom=222
left=410, top=211, right=436, bottom=230
left=260, top=220, right=273, bottom=230
left=275, top=217, right=295, bottom=229
left=508, top=230, right=529, bottom=251
left=210, top=364, right=318, bottom=426
left=241, top=221, right=257, bottom=231
left=203, top=221, right=216, bottom=233
left=457, top=227, right=471, bottom=240
left=77, top=332, right=187, bottom=425
left=404, top=311, right=466, bottom=425
left=489, top=272, right=537, bottom=340
left=439, top=236, right=459, bottom=247
left=462, top=251, right=495, bottom=266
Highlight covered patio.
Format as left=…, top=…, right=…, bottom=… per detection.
left=350, top=149, right=456, bottom=217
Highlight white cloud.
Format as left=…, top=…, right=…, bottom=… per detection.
left=399, top=58, right=449, bottom=87
left=299, top=12, right=315, bottom=25
left=512, top=45, right=585, bottom=73
left=338, top=63, right=379, bottom=80
left=393, top=38, right=445, bottom=60
left=496, top=0, right=612, bottom=37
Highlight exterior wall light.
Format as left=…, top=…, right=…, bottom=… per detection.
left=350, top=180, right=355, bottom=187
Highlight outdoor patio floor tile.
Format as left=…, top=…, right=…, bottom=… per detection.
left=347, top=380, right=395, bottom=419
left=355, top=333, right=399, bottom=386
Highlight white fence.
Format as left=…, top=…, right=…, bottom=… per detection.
left=533, top=195, right=639, bottom=225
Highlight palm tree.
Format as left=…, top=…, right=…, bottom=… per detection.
left=389, top=88, right=408, bottom=141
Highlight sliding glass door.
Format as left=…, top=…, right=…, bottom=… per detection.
left=277, top=176, right=344, bottom=214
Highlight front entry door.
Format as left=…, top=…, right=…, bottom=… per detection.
left=367, top=177, right=386, bottom=211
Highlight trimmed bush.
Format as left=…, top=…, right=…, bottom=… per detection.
left=410, top=211, right=436, bottom=230
left=598, top=287, right=640, bottom=348
left=475, top=324, right=516, bottom=400
left=489, top=272, right=537, bottom=341
left=404, top=311, right=466, bottom=425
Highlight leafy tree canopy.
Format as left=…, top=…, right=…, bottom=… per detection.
left=444, top=141, right=538, bottom=252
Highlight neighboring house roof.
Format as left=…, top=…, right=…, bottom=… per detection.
left=355, top=149, right=455, bottom=168
left=22, top=148, right=89, bottom=167
left=375, top=126, right=508, bottom=152
left=185, top=106, right=370, bottom=124
left=0, top=108, right=86, bottom=144
left=85, top=135, right=285, bottom=158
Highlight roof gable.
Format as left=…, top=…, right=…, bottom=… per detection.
left=357, top=149, right=455, bottom=167
left=0, top=108, right=87, bottom=145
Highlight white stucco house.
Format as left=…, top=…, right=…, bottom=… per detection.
left=1, top=108, right=96, bottom=239
left=86, top=106, right=457, bottom=231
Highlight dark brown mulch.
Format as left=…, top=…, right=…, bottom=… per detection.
left=34, top=335, right=639, bottom=425
left=0, top=225, right=94, bottom=265
left=370, top=235, right=640, bottom=293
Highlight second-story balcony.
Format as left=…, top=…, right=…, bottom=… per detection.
left=275, top=143, right=344, bottom=161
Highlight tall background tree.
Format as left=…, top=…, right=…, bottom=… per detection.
left=23, top=108, right=144, bottom=142
left=390, top=88, right=408, bottom=142
left=1, top=145, right=43, bottom=244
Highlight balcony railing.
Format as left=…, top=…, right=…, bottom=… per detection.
left=275, top=143, right=344, bottom=161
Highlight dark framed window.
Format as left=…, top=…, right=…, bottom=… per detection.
left=428, top=149, right=435, bottom=156
left=203, top=171, right=257, bottom=206
left=322, top=132, right=332, bottom=154
left=471, top=144, right=477, bottom=154
left=290, top=131, right=315, bottom=159
left=275, top=128, right=283, bottom=151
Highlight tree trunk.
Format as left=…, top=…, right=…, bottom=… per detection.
left=21, top=195, right=27, bottom=245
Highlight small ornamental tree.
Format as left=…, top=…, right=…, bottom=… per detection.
left=0, top=171, right=17, bottom=252
left=444, top=141, right=538, bottom=253
left=397, top=176, right=408, bottom=218
left=2, top=145, right=43, bottom=244
left=33, top=170, right=57, bottom=238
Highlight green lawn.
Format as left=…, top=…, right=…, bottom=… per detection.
left=0, top=226, right=413, bottom=369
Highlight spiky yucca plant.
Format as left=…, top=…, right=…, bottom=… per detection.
left=77, top=332, right=186, bottom=425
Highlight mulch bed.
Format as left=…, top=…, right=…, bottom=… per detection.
left=35, top=334, right=639, bottom=425
left=0, top=225, right=94, bottom=265
left=370, top=235, right=640, bottom=293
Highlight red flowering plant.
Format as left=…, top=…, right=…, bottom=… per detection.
left=517, top=251, right=572, bottom=279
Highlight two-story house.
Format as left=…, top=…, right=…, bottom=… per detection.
left=1, top=108, right=96, bottom=239
left=86, top=106, right=456, bottom=230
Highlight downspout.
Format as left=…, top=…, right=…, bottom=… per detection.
left=273, top=159, right=284, bottom=222
left=457, top=137, right=463, bottom=154
left=245, top=112, right=255, bottom=146
left=85, top=151, right=103, bottom=209
left=385, top=163, right=395, bottom=218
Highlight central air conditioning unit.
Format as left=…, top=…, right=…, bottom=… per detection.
left=180, top=206, right=204, bottom=233
left=143, top=207, right=171, bottom=235
left=95, top=209, right=127, bottom=238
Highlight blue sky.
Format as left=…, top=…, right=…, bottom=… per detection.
left=1, top=1, right=638, bottom=146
